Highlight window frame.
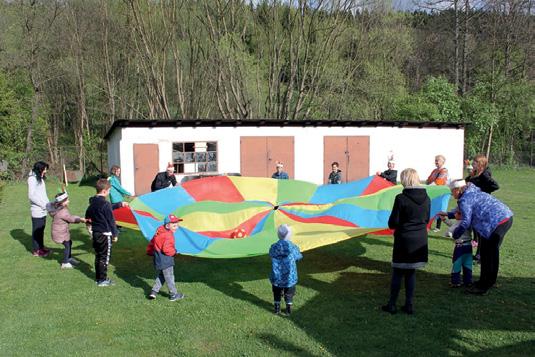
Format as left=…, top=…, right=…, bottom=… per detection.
left=171, top=141, right=219, bottom=175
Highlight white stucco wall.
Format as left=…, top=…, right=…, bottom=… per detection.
left=109, top=125, right=465, bottom=194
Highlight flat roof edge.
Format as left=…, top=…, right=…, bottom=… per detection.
left=104, top=119, right=466, bottom=140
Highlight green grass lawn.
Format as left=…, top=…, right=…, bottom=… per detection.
left=1, top=169, right=534, bottom=356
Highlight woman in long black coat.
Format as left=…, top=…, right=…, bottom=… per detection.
left=382, top=168, right=430, bottom=315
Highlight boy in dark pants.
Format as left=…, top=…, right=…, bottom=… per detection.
left=269, top=224, right=302, bottom=315
left=85, top=179, right=118, bottom=287
left=146, top=214, right=184, bottom=301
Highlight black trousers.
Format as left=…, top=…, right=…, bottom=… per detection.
left=31, top=216, right=46, bottom=251
left=272, top=285, right=296, bottom=304
left=92, top=232, right=112, bottom=282
left=478, top=218, right=513, bottom=290
left=388, top=268, right=416, bottom=306
left=62, top=240, right=72, bottom=264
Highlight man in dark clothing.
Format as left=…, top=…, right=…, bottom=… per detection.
left=85, top=178, right=118, bottom=287
left=151, top=163, right=178, bottom=192
left=328, top=162, right=342, bottom=184
left=377, top=160, right=397, bottom=185
left=271, top=162, right=289, bottom=180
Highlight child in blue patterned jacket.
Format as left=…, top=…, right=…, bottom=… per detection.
left=269, top=224, right=302, bottom=315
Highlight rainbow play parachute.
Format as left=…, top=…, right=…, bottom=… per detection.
left=113, top=176, right=450, bottom=258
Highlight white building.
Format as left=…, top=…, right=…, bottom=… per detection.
left=104, top=119, right=465, bottom=195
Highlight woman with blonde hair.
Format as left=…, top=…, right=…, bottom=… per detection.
left=382, top=168, right=430, bottom=315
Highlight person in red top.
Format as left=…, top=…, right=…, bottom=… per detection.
left=426, top=155, right=449, bottom=232
left=146, top=214, right=184, bottom=301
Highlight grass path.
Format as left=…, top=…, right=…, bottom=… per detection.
left=1, top=169, right=534, bottom=356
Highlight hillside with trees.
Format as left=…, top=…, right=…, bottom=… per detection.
left=0, top=0, right=533, bottom=178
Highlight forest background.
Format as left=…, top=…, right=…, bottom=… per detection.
left=0, top=0, right=533, bottom=179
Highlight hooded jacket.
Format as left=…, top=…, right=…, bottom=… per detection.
left=269, top=239, right=302, bottom=287
left=85, top=195, right=118, bottom=236
left=388, top=187, right=431, bottom=268
left=146, top=225, right=177, bottom=270
left=48, top=205, right=81, bottom=243
left=28, top=172, right=49, bottom=218
left=109, top=175, right=132, bottom=204
left=449, top=183, right=512, bottom=240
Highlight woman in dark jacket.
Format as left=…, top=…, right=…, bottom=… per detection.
left=465, top=154, right=499, bottom=194
left=382, top=168, right=430, bottom=315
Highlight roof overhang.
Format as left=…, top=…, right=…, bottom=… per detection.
left=104, top=119, right=465, bottom=140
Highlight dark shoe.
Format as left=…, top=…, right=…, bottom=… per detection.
left=466, top=286, right=488, bottom=295
left=68, top=257, right=80, bottom=265
left=285, top=304, right=292, bottom=316
left=148, top=291, right=157, bottom=300
left=274, top=303, right=281, bottom=315
left=169, top=293, right=184, bottom=301
left=381, top=304, right=397, bottom=314
left=38, top=249, right=51, bottom=257
left=401, top=305, right=413, bottom=315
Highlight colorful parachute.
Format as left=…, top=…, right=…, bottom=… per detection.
left=114, top=176, right=450, bottom=258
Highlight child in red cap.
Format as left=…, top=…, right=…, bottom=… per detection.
left=146, top=214, right=184, bottom=301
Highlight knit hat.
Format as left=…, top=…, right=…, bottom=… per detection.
left=449, top=179, right=466, bottom=189
left=277, top=224, right=292, bottom=240
left=55, top=192, right=69, bottom=203
left=164, top=214, right=182, bottom=225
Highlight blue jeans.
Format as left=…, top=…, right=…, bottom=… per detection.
left=152, top=266, right=177, bottom=295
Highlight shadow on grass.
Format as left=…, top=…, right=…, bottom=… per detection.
left=257, top=333, right=316, bottom=357
left=52, top=228, right=534, bottom=356
left=10, top=228, right=34, bottom=253
left=10, top=227, right=96, bottom=280
left=172, top=237, right=534, bottom=356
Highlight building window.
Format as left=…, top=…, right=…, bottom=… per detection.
left=172, top=141, right=218, bottom=174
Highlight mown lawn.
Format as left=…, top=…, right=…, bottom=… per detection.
left=1, top=169, right=534, bottom=356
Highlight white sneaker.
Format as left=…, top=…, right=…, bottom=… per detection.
left=432, top=228, right=440, bottom=233
left=61, top=262, right=73, bottom=269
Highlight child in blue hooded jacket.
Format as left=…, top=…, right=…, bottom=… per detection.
left=269, top=224, right=302, bottom=315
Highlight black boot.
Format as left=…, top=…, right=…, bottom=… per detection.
left=285, top=304, right=292, bottom=315
left=401, top=304, right=413, bottom=315
left=274, top=303, right=281, bottom=314
left=381, top=304, right=397, bottom=314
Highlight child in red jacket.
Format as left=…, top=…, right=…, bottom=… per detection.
left=146, top=214, right=184, bottom=301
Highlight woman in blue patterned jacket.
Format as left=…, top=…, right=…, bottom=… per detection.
left=269, top=224, right=302, bottom=315
left=440, top=180, right=513, bottom=295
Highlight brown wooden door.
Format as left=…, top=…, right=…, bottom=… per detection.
left=240, top=137, right=268, bottom=177
left=134, top=144, right=159, bottom=195
left=267, top=137, right=294, bottom=178
left=324, top=136, right=369, bottom=183
left=346, top=136, right=370, bottom=181
left=240, top=136, right=294, bottom=178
